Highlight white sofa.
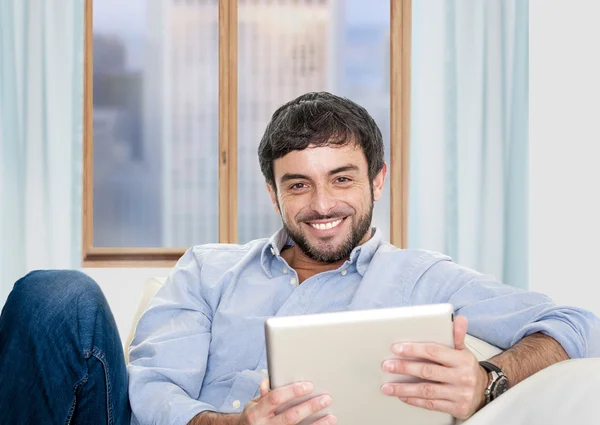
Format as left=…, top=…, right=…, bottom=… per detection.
left=126, top=278, right=600, bottom=425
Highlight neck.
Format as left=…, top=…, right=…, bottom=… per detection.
left=281, top=228, right=374, bottom=283
left=281, top=247, right=345, bottom=283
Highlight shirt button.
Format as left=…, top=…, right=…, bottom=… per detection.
left=260, top=369, right=268, bottom=374
left=290, top=277, right=297, bottom=286
left=282, top=268, right=288, bottom=275
left=232, top=400, right=241, bottom=409
left=341, top=269, right=347, bottom=276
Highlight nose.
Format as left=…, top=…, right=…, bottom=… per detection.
left=310, top=185, right=338, bottom=217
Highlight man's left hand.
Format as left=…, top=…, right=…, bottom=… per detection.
left=380, top=316, right=488, bottom=420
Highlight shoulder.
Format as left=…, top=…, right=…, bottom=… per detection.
left=373, top=243, right=451, bottom=270
left=186, top=238, right=270, bottom=271
left=166, top=238, right=271, bottom=297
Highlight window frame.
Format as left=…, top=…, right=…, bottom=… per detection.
left=82, top=0, right=412, bottom=267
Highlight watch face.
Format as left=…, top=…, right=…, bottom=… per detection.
left=492, top=376, right=510, bottom=399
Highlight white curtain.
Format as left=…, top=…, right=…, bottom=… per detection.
left=409, top=0, right=528, bottom=289
left=0, top=0, right=84, bottom=306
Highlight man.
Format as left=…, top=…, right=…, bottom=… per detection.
left=1, top=92, right=599, bottom=425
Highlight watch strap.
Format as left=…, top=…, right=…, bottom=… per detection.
left=479, top=360, right=503, bottom=375
left=479, top=361, right=508, bottom=405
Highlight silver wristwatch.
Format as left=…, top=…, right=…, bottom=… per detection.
left=479, top=361, right=510, bottom=405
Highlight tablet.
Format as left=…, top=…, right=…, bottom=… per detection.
left=265, top=303, right=455, bottom=425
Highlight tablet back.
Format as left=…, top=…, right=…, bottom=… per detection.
left=265, top=303, right=455, bottom=425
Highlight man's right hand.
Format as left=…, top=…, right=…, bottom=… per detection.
left=238, top=379, right=336, bottom=425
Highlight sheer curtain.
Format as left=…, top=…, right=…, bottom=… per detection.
left=409, top=0, right=528, bottom=288
left=0, top=0, right=84, bottom=306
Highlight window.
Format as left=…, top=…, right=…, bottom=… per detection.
left=83, top=0, right=411, bottom=266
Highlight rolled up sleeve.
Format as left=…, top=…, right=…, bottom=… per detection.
left=128, top=248, right=215, bottom=425
left=410, top=259, right=600, bottom=358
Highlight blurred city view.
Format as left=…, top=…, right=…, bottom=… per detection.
left=93, top=0, right=390, bottom=248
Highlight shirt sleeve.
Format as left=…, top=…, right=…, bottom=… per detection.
left=409, top=259, right=600, bottom=359
left=128, top=248, right=216, bottom=425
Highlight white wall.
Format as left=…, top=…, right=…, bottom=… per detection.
left=529, top=0, right=600, bottom=315
left=84, top=268, right=171, bottom=345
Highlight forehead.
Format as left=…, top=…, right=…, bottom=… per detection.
left=273, top=144, right=367, bottom=179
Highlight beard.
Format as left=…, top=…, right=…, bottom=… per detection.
left=281, top=193, right=374, bottom=263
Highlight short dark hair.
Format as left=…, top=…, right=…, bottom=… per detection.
left=258, top=92, right=385, bottom=189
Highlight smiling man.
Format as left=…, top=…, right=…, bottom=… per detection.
left=1, top=92, right=599, bottom=425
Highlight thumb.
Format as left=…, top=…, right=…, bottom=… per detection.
left=259, top=378, right=270, bottom=398
left=453, top=315, right=468, bottom=351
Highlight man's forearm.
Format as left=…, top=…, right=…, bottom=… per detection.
left=187, top=411, right=240, bottom=425
left=488, top=332, right=569, bottom=387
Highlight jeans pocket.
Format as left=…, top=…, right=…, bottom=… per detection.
left=218, top=370, right=263, bottom=413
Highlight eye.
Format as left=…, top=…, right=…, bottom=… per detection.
left=335, top=177, right=351, bottom=183
left=290, top=182, right=307, bottom=190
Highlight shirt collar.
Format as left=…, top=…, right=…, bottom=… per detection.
left=260, top=227, right=383, bottom=277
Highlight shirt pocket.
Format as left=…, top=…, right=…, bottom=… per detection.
left=218, top=369, right=263, bottom=413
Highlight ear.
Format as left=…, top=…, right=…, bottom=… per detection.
left=372, top=163, right=387, bottom=201
left=266, top=182, right=281, bottom=214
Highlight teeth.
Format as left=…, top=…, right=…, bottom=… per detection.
left=310, top=219, right=342, bottom=230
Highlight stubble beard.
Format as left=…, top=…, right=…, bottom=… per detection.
left=281, top=192, right=374, bottom=263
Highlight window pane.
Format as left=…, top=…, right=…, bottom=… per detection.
left=93, top=0, right=218, bottom=248
left=237, top=0, right=391, bottom=243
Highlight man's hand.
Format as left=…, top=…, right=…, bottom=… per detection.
left=239, top=378, right=336, bottom=425
left=380, top=316, right=488, bottom=420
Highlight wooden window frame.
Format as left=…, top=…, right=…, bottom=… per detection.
left=82, top=0, right=411, bottom=267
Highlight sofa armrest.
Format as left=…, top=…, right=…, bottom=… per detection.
left=124, top=277, right=166, bottom=363
left=462, top=358, right=600, bottom=424
left=464, top=334, right=503, bottom=361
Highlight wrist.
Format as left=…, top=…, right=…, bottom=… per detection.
left=188, top=411, right=241, bottom=425
left=476, top=364, right=489, bottom=411
left=478, top=360, right=510, bottom=409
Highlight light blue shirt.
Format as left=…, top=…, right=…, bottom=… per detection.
left=128, top=228, right=600, bottom=425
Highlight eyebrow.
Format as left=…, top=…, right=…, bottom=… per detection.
left=328, top=164, right=360, bottom=175
left=279, top=164, right=360, bottom=184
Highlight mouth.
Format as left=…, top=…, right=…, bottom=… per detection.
left=304, top=217, right=347, bottom=236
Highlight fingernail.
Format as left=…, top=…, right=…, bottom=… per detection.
left=392, top=343, right=404, bottom=354
left=320, top=395, right=332, bottom=408
left=327, top=415, right=338, bottom=424
left=399, top=397, right=408, bottom=402
left=382, top=384, right=394, bottom=395
left=383, top=361, right=395, bottom=372
left=302, top=382, right=314, bottom=392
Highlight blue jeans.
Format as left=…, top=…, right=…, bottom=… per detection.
left=0, top=270, right=131, bottom=425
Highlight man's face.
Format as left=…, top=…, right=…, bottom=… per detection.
left=267, top=143, right=386, bottom=263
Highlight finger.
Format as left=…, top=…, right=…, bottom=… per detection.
left=391, top=342, right=465, bottom=368
left=274, top=394, right=332, bottom=425
left=400, top=397, right=470, bottom=419
left=258, top=381, right=314, bottom=414
left=381, top=382, right=457, bottom=401
left=382, top=359, right=456, bottom=384
left=260, top=378, right=270, bottom=398
left=454, top=315, right=468, bottom=351
left=313, top=414, right=337, bottom=425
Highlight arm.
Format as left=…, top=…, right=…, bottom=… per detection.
left=187, top=412, right=239, bottom=425
left=381, top=257, right=600, bottom=419
left=410, top=259, right=600, bottom=359
left=381, top=318, right=569, bottom=419
left=487, top=331, right=569, bottom=388
left=128, top=248, right=218, bottom=425
left=187, top=380, right=335, bottom=425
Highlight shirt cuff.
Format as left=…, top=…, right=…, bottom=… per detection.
left=511, top=318, right=587, bottom=359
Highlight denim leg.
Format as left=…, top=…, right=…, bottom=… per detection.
left=0, top=270, right=131, bottom=425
